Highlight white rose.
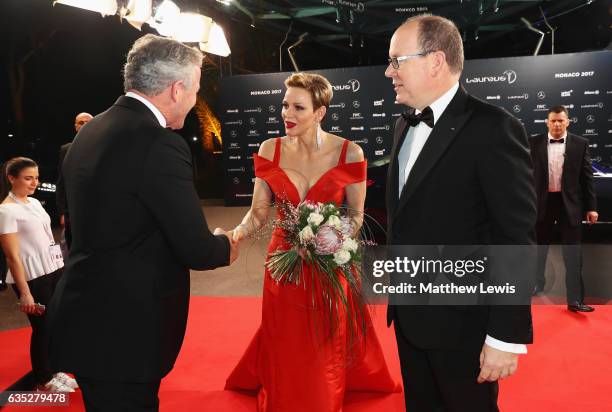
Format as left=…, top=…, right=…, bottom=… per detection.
left=299, top=225, right=315, bottom=242
left=333, top=250, right=351, bottom=265
left=341, top=238, right=359, bottom=253
left=307, top=212, right=324, bottom=226
left=326, top=214, right=342, bottom=229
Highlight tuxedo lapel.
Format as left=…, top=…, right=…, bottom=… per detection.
left=387, top=116, right=411, bottom=218
left=393, top=86, right=472, bottom=220
left=562, top=133, right=577, bottom=187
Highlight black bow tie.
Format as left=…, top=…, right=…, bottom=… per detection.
left=549, top=138, right=564, bottom=144
left=402, top=106, right=434, bottom=128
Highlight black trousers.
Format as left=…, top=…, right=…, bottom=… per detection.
left=536, top=192, right=584, bottom=304
left=0, top=249, right=7, bottom=287
left=394, top=322, right=499, bottom=412
left=12, top=268, right=63, bottom=385
left=75, top=376, right=161, bottom=412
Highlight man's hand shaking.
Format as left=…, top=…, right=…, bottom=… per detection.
left=214, top=228, right=239, bottom=264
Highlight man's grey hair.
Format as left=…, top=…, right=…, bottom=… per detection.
left=123, top=34, right=203, bottom=96
left=403, top=14, right=464, bottom=74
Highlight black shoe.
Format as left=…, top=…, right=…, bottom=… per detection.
left=568, top=303, right=595, bottom=313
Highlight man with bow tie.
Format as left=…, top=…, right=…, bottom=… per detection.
left=530, top=106, right=597, bottom=312
left=384, top=14, right=536, bottom=411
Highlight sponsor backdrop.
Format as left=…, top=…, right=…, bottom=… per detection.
left=221, top=51, right=612, bottom=206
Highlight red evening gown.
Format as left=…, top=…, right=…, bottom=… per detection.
left=225, top=138, right=400, bottom=411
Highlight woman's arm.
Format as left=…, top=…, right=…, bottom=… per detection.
left=344, top=142, right=366, bottom=236
left=0, top=233, right=38, bottom=314
left=232, top=140, right=275, bottom=241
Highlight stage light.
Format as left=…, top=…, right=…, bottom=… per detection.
left=173, top=13, right=213, bottom=43
left=119, top=0, right=152, bottom=30
left=150, top=0, right=180, bottom=37
left=216, top=0, right=233, bottom=5
left=199, top=22, right=231, bottom=57
left=54, top=0, right=118, bottom=16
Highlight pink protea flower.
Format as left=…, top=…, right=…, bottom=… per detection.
left=315, top=225, right=343, bottom=255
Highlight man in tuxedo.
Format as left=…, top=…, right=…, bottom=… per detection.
left=56, top=112, right=93, bottom=250
left=530, top=106, right=597, bottom=312
left=385, top=15, right=536, bottom=411
left=47, top=35, right=238, bottom=411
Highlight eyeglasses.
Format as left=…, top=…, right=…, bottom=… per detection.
left=388, top=51, right=433, bottom=69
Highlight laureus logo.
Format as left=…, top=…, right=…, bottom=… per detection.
left=465, top=69, right=517, bottom=85
left=503, top=70, right=517, bottom=84
left=332, top=79, right=361, bottom=93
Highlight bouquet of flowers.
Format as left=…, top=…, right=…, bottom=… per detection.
left=266, top=200, right=371, bottom=318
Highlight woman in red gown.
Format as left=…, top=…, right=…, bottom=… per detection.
left=225, top=72, right=399, bottom=411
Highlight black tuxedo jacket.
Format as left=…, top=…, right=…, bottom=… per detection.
left=529, top=133, right=596, bottom=225
left=48, top=96, right=230, bottom=382
left=386, top=85, right=536, bottom=349
left=56, top=142, right=72, bottom=217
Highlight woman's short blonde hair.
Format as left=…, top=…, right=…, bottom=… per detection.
left=284, top=72, right=333, bottom=110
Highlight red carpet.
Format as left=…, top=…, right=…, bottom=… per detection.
left=2, top=298, right=611, bottom=411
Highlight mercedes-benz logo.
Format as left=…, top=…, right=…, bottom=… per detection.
left=353, top=100, right=360, bottom=108
left=249, top=118, right=256, bottom=125
left=348, top=79, right=360, bottom=92
left=513, top=105, right=521, bottom=113
left=230, top=130, right=237, bottom=137
left=232, top=177, right=240, bottom=185
left=269, top=105, right=276, bottom=112
left=537, top=91, right=546, bottom=99
left=586, top=115, right=596, bottom=123
left=331, top=113, right=340, bottom=121
left=376, top=136, right=384, bottom=144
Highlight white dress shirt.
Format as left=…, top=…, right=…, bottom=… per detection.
left=125, top=91, right=167, bottom=128
left=399, top=82, right=459, bottom=194
left=397, top=82, right=527, bottom=355
left=547, top=132, right=567, bottom=192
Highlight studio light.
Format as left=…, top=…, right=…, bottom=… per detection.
left=200, top=23, right=231, bottom=57
left=54, top=0, right=118, bottom=16
left=119, top=0, right=152, bottom=30
left=150, top=0, right=180, bottom=37
left=173, top=13, right=213, bottom=43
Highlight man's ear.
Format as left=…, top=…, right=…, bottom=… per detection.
left=430, top=51, right=446, bottom=77
left=170, top=80, right=184, bottom=103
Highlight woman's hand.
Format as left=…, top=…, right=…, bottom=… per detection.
left=18, top=293, right=38, bottom=315
left=232, top=224, right=248, bottom=242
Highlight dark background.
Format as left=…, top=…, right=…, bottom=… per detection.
left=1, top=0, right=610, bottom=210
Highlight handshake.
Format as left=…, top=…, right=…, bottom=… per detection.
left=213, top=225, right=249, bottom=265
